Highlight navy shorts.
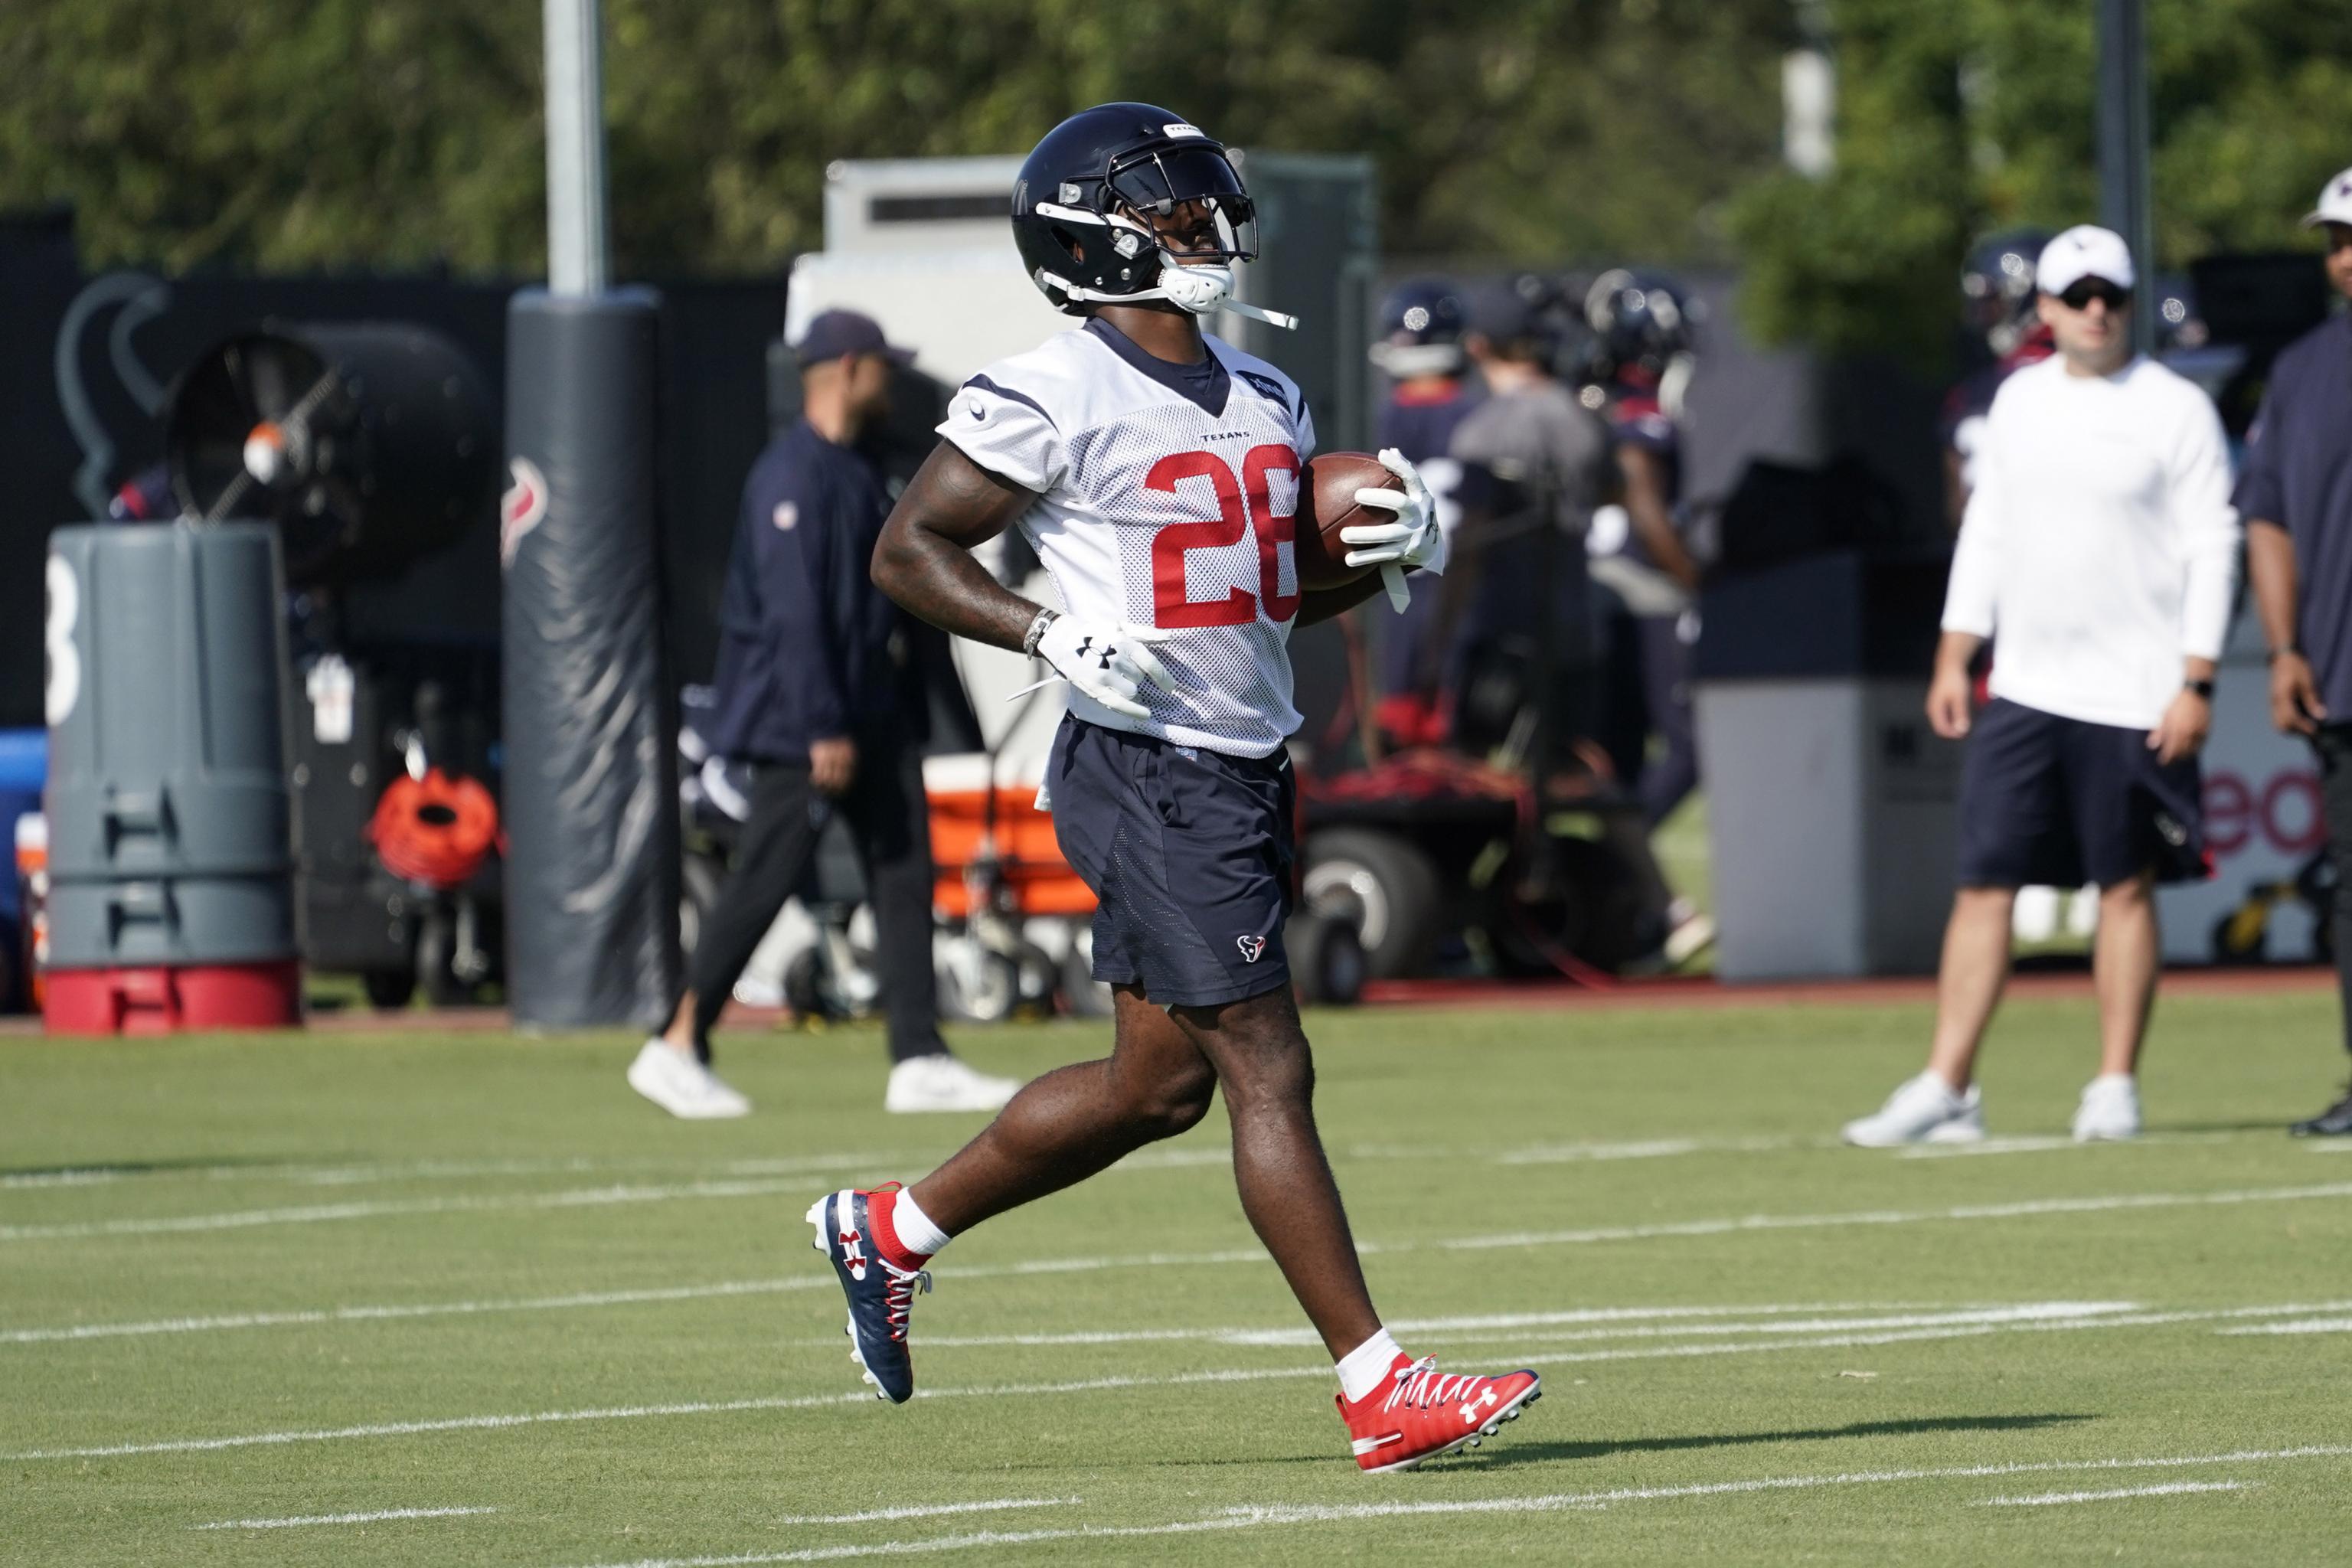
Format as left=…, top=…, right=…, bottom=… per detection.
left=1955, top=698, right=2207, bottom=889
left=1047, top=715, right=1295, bottom=1007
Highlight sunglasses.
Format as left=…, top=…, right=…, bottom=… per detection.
left=2056, top=279, right=2132, bottom=312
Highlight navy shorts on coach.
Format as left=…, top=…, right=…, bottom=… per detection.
left=1955, top=698, right=2208, bottom=889
left=1048, top=715, right=1295, bottom=1007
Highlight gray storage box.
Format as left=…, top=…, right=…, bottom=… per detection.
left=44, top=522, right=296, bottom=970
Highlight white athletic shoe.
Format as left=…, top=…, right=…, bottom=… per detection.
left=1842, top=1071, right=1984, bottom=1147
left=2072, top=1073, right=2141, bottom=1142
left=627, top=1039, right=752, bottom=1119
left=884, top=1053, right=1020, bottom=1114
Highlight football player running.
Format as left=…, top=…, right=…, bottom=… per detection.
left=805, top=103, right=1540, bottom=1473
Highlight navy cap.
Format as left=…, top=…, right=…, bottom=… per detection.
left=794, top=309, right=916, bottom=368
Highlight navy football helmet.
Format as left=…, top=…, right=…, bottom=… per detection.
left=1370, top=278, right=1468, bottom=377
left=1582, top=269, right=1696, bottom=380
left=1961, top=229, right=2054, bottom=356
left=1011, top=103, right=1295, bottom=328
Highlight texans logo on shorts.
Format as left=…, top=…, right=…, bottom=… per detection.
left=1236, top=933, right=1266, bottom=963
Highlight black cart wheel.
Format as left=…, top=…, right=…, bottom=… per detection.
left=363, top=966, right=416, bottom=1010
left=1286, top=910, right=1367, bottom=1006
left=1302, top=828, right=1442, bottom=978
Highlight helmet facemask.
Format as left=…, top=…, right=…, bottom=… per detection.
left=1104, top=147, right=1258, bottom=317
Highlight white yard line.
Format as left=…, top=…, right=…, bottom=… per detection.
left=0, top=1177, right=822, bottom=1241
left=1437, top=1180, right=2352, bottom=1251
left=773, top=1500, right=1076, bottom=1526
left=3, top=1293, right=1916, bottom=1352
left=1974, top=1481, right=2247, bottom=1506
left=1420, top=1301, right=2352, bottom=1360
left=2217, top=1316, right=2352, bottom=1335
left=1407, top=1302, right=2137, bottom=1348
left=194, top=1506, right=496, bottom=1530
left=11, top=1174, right=2350, bottom=1253
left=0, top=1368, right=1339, bottom=1461
left=1, top=1278, right=833, bottom=1345
left=551, top=1448, right=2352, bottom=1567
left=18, top=1305, right=2352, bottom=1462
left=1896, top=1132, right=2240, bottom=1160
left=0, top=1151, right=916, bottom=1192
left=902, top=1303, right=1940, bottom=1351
left=1492, top=1136, right=1801, bottom=1164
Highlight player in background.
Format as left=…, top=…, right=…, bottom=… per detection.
left=1944, top=230, right=2057, bottom=533
left=1941, top=231, right=2089, bottom=947
left=1367, top=279, right=1481, bottom=746
left=1576, top=270, right=1712, bottom=966
left=804, top=105, right=1542, bottom=1474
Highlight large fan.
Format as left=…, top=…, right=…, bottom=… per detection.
left=167, top=323, right=496, bottom=588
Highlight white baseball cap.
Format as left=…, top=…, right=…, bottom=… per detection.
left=2036, top=225, right=2135, bottom=295
left=2301, top=166, right=2352, bottom=229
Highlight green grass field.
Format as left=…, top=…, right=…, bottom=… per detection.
left=7, top=988, right=2352, bottom=1565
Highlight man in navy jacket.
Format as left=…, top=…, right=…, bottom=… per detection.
left=2242, top=168, right=2352, bottom=1136
left=629, top=311, right=1019, bottom=1119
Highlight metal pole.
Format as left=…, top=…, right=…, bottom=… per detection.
left=544, top=0, right=610, bottom=297
left=2096, top=0, right=2154, bottom=356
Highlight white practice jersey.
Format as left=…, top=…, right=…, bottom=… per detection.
left=939, top=318, right=1317, bottom=758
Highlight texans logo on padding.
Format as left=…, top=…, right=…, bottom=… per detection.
left=1236, top=934, right=1266, bottom=963
left=500, top=457, right=548, bottom=568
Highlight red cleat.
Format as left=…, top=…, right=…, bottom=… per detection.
left=1337, top=1354, right=1542, bottom=1474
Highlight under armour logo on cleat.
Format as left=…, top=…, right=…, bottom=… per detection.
left=838, top=1227, right=867, bottom=1282
left=1460, top=1387, right=1500, bottom=1426
left=1236, top=934, right=1266, bottom=963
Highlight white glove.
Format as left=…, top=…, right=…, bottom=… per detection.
left=1342, top=446, right=1448, bottom=612
left=1031, top=612, right=1175, bottom=721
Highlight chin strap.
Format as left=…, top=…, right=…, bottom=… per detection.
left=1040, top=267, right=1300, bottom=331
left=1220, top=299, right=1302, bottom=330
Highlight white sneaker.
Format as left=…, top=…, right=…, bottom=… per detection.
left=627, top=1039, right=752, bottom=1119
left=2072, top=1073, right=2141, bottom=1142
left=885, top=1053, right=1020, bottom=1114
left=1661, top=900, right=1717, bottom=967
left=1842, top=1071, right=1984, bottom=1147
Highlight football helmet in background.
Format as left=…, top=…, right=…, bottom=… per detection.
left=1010, top=103, right=1295, bottom=328
left=1961, top=229, right=2055, bottom=357
left=1369, top=278, right=1469, bottom=378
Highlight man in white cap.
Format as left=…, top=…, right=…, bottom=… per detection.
left=2240, top=168, right=2352, bottom=1136
left=1844, top=224, right=2241, bottom=1146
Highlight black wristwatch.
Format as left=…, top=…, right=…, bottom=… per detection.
left=2184, top=678, right=2216, bottom=701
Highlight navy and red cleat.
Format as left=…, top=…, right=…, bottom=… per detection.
left=1338, top=1354, right=1541, bottom=1473
left=805, top=1187, right=931, bottom=1404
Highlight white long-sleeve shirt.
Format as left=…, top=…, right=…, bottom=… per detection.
left=1941, top=354, right=2241, bottom=730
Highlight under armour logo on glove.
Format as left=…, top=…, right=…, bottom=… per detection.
left=1236, top=934, right=1266, bottom=963
left=1022, top=612, right=1175, bottom=721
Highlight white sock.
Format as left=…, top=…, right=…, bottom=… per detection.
left=889, top=1190, right=952, bottom=1259
left=1335, top=1327, right=1405, bottom=1403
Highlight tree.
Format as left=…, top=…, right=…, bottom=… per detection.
left=1731, top=0, right=2352, bottom=368
left=0, top=0, right=1791, bottom=277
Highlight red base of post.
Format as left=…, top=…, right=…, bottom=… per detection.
left=42, top=962, right=302, bottom=1036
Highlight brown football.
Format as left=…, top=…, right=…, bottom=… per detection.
left=1294, top=451, right=1396, bottom=593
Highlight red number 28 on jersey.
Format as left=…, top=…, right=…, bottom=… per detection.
left=1145, top=444, right=1301, bottom=629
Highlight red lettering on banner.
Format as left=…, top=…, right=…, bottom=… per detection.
left=2204, top=773, right=2252, bottom=857
left=2204, top=768, right=2325, bottom=858
left=2260, top=771, right=2326, bottom=854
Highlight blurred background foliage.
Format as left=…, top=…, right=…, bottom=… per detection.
left=2, top=0, right=2344, bottom=368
